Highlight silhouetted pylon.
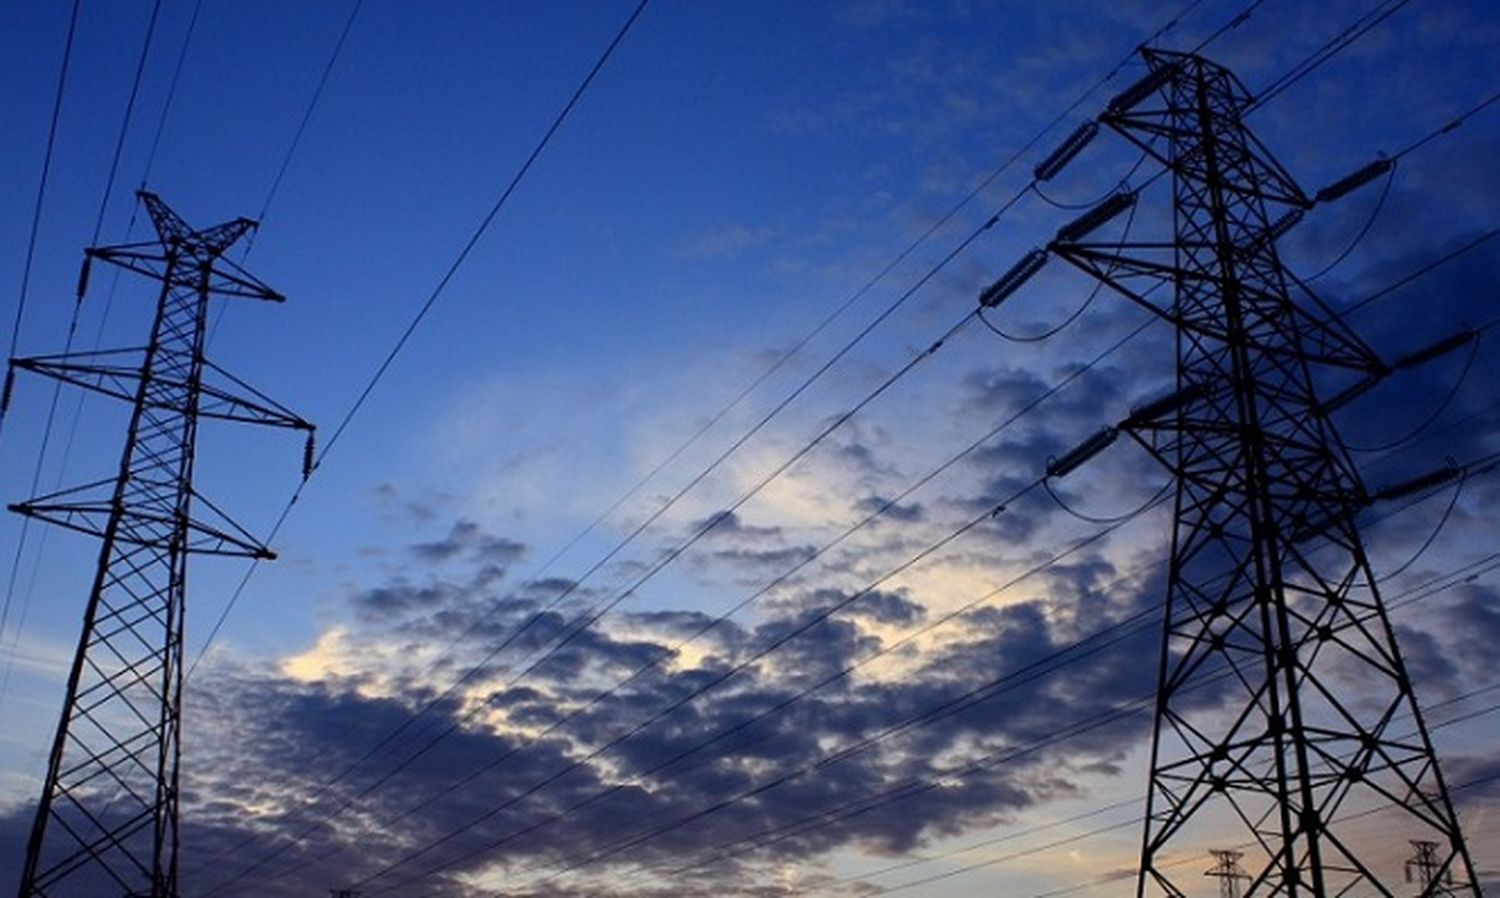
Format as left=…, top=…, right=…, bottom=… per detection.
left=1047, top=49, right=1480, bottom=896
left=8, top=192, right=312, bottom=898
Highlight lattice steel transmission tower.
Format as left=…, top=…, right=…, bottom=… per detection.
left=1407, top=840, right=1459, bottom=897
left=1207, top=849, right=1252, bottom=898
left=1045, top=50, right=1480, bottom=896
left=7, top=192, right=312, bottom=898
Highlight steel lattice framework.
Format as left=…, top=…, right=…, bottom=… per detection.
left=9, top=192, right=311, bottom=898
left=1049, top=50, right=1481, bottom=896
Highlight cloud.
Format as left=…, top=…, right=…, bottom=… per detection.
left=854, top=494, right=925, bottom=524
left=411, top=519, right=528, bottom=567
left=90, top=532, right=1175, bottom=897
left=677, top=223, right=778, bottom=259
left=44, top=495, right=1465, bottom=898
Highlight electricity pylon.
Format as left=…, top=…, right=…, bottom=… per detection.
left=7, top=192, right=312, bottom=898
left=1207, top=849, right=1251, bottom=898
left=1407, top=840, right=1459, bottom=897
left=1044, top=50, right=1480, bottom=896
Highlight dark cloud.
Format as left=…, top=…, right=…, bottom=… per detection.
left=19, top=374, right=1495, bottom=896
left=412, top=519, right=528, bottom=567
left=682, top=510, right=821, bottom=585
left=68, top=542, right=1189, bottom=898
left=354, top=580, right=463, bottom=621
left=690, top=510, right=784, bottom=542
left=845, top=588, right=926, bottom=627
left=854, top=494, right=925, bottom=524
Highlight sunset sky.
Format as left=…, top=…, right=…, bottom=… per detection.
left=1, top=1, right=1498, bottom=895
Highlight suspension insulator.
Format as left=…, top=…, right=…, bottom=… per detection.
left=1372, top=465, right=1462, bottom=503
left=1054, top=191, right=1136, bottom=244
left=1047, top=427, right=1118, bottom=478
left=1319, top=374, right=1379, bottom=414
left=1244, top=209, right=1304, bottom=254
left=1266, top=208, right=1304, bottom=242
left=1, top=367, right=14, bottom=414
left=1033, top=121, right=1100, bottom=182
left=1314, top=158, right=1394, bottom=204
left=76, top=254, right=93, bottom=301
left=979, top=248, right=1048, bottom=308
left=1393, top=328, right=1477, bottom=370
left=302, top=430, right=316, bottom=480
left=1122, top=383, right=1205, bottom=429
left=1106, top=63, right=1178, bottom=115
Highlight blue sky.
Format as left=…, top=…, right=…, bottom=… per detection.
left=1, top=1, right=1499, bottom=895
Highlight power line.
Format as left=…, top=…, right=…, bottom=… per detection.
left=863, top=670, right=1495, bottom=891
left=257, top=0, right=362, bottom=229
left=369, top=68, right=1500, bottom=893
left=197, top=21, right=1291, bottom=891
left=1345, top=331, right=1482, bottom=453
left=0, top=0, right=163, bottom=699
left=207, top=0, right=364, bottom=341
left=1291, top=79, right=1500, bottom=285
left=739, top=409, right=1500, bottom=852
left=252, top=395, right=1494, bottom=893
left=378, top=217, right=1500, bottom=893
left=211, top=0, right=1488, bottom=887
left=1342, top=224, right=1500, bottom=317
left=214, top=0, right=1488, bottom=887
left=659, top=459, right=1500, bottom=886
left=1060, top=31, right=1480, bottom=894
left=202, top=6, right=1265, bottom=875
left=187, top=0, right=1218, bottom=727
left=1248, top=0, right=1415, bottom=112
left=1031, top=766, right=1500, bottom=898
left=206, top=313, right=1016, bottom=891
left=0, top=0, right=80, bottom=656
left=629, top=549, right=1500, bottom=897
left=1186, top=0, right=1267, bottom=53
left=370, top=434, right=1500, bottom=893
left=559, top=636, right=1496, bottom=897
left=1394, top=85, right=1500, bottom=160
left=0, top=0, right=367, bottom=702
left=203, top=72, right=1129, bottom=875
left=139, top=0, right=204, bottom=187
left=1, top=0, right=79, bottom=370
left=534, top=475, right=1500, bottom=895
left=865, top=692, right=1500, bottom=897
left=219, top=306, right=1165, bottom=892
left=351, top=483, right=1160, bottom=893
left=318, top=0, right=649, bottom=468
left=983, top=169, right=1143, bottom=343
left=90, top=0, right=163, bottom=245
left=235, top=168, right=1172, bottom=890
left=187, top=0, right=651, bottom=675
left=1301, top=158, right=1396, bottom=282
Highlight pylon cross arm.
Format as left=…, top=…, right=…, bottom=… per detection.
left=1050, top=243, right=1383, bottom=374
left=9, top=497, right=273, bottom=559
left=10, top=353, right=310, bottom=430
left=87, top=244, right=282, bottom=302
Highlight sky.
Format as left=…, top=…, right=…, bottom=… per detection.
left=0, top=0, right=1498, bottom=896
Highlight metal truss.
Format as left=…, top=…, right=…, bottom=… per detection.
left=10, top=192, right=312, bottom=898
left=1049, top=51, right=1480, bottom=897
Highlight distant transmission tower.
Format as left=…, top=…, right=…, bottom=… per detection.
left=1043, top=50, right=1480, bottom=895
left=1207, top=849, right=1251, bottom=898
left=1407, top=840, right=1459, bottom=896
left=7, top=192, right=312, bottom=898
